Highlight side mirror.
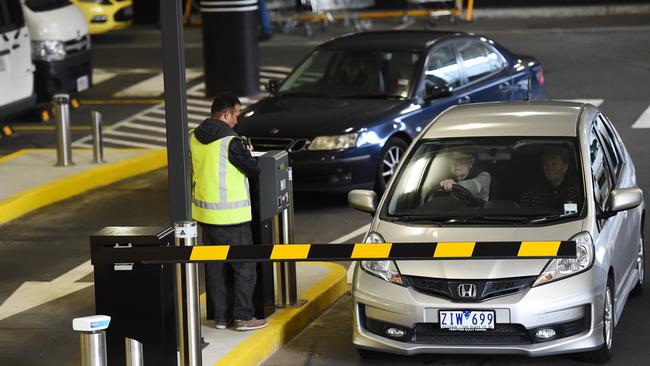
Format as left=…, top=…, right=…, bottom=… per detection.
left=423, top=82, right=452, bottom=102
left=608, top=188, right=643, bottom=213
left=266, top=79, right=281, bottom=95
left=348, top=189, right=378, bottom=214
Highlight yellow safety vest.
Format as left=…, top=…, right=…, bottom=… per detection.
left=190, top=134, right=252, bottom=225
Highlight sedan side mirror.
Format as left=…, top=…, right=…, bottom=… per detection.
left=266, top=79, right=281, bottom=95
left=348, top=189, right=378, bottom=214
left=608, top=188, right=643, bottom=213
left=423, top=82, right=452, bottom=102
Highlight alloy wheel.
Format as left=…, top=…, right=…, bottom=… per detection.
left=604, top=287, right=613, bottom=350
left=382, top=146, right=403, bottom=183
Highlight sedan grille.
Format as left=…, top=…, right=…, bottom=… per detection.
left=248, top=137, right=309, bottom=152
left=405, top=276, right=535, bottom=302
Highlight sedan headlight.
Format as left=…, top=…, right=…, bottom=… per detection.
left=32, top=41, right=66, bottom=61
left=533, top=232, right=594, bottom=287
left=308, top=133, right=357, bottom=150
left=360, top=232, right=404, bottom=286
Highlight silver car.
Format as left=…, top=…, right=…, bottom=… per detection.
left=348, top=102, right=645, bottom=362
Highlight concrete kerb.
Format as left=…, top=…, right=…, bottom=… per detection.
left=0, top=148, right=168, bottom=225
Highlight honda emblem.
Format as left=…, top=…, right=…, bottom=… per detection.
left=457, top=284, right=477, bottom=298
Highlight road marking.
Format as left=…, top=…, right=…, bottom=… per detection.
left=136, top=114, right=165, bottom=123
left=555, top=98, right=604, bottom=107
left=105, top=129, right=168, bottom=142
left=102, top=137, right=162, bottom=148
left=0, top=260, right=93, bottom=321
left=632, top=105, right=650, bottom=129
left=114, top=69, right=203, bottom=97
left=81, top=99, right=165, bottom=105
left=123, top=121, right=167, bottom=133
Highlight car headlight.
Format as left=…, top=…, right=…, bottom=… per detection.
left=360, top=232, right=404, bottom=286
left=533, top=232, right=594, bottom=287
left=308, top=133, right=357, bottom=150
left=32, top=41, right=66, bottom=61
left=91, top=15, right=109, bottom=23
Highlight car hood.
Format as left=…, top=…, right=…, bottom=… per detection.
left=23, top=3, right=88, bottom=42
left=375, top=219, right=585, bottom=279
left=236, top=96, right=408, bottom=138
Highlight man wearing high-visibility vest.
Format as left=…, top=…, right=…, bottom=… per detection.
left=190, top=93, right=267, bottom=331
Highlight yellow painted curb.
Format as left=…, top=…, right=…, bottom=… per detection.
left=0, top=149, right=168, bottom=225
left=214, top=262, right=348, bottom=366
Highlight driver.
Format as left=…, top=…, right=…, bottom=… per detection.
left=439, top=150, right=491, bottom=203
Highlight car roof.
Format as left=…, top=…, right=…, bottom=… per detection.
left=422, top=102, right=585, bottom=139
left=319, top=30, right=468, bottom=52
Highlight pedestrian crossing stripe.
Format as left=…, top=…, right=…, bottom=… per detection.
left=91, top=241, right=576, bottom=264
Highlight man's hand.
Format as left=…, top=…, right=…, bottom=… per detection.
left=440, top=179, right=455, bottom=192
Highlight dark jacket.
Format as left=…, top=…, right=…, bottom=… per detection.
left=194, top=118, right=260, bottom=177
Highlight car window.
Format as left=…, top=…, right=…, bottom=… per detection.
left=589, top=126, right=614, bottom=211
left=384, top=137, right=584, bottom=224
left=24, top=0, right=70, bottom=12
left=424, top=43, right=461, bottom=89
left=456, top=39, right=501, bottom=84
left=279, top=49, right=420, bottom=99
left=596, top=114, right=624, bottom=176
left=0, top=0, right=25, bottom=34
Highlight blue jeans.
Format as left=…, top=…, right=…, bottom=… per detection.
left=258, top=0, right=272, bottom=35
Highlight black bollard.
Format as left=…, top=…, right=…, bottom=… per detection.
left=201, top=0, right=260, bottom=97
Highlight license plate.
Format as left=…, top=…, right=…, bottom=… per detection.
left=439, top=310, right=495, bottom=331
left=77, top=75, right=89, bottom=92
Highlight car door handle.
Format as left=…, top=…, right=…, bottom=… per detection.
left=458, top=95, right=471, bottom=104
left=498, top=83, right=511, bottom=91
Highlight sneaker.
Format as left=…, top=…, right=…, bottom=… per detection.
left=215, top=320, right=231, bottom=329
left=234, top=318, right=268, bottom=331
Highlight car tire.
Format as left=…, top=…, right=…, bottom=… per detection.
left=631, top=230, right=645, bottom=296
left=375, top=137, right=408, bottom=194
left=583, top=279, right=614, bottom=363
left=356, top=348, right=382, bottom=359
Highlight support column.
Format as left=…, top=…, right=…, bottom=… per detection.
left=201, top=0, right=260, bottom=97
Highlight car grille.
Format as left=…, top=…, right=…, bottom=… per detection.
left=405, top=275, right=535, bottom=302
left=114, top=6, right=134, bottom=22
left=248, top=137, right=309, bottom=152
left=64, top=35, right=90, bottom=56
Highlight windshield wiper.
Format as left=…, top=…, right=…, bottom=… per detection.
left=390, top=215, right=445, bottom=226
left=442, top=215, right=530, bottom=224
left=524, top=213, right=578, bottom=224
left=278, top=91, right=331, bottom=98
left=338, top=93, right=405, bottom=100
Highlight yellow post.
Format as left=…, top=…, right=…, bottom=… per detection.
left=466, top=0, right=475, bottom=22
left=183, top=0, right=193, bottom=25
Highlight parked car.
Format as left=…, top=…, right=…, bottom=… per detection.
left=0, top=0, right=36, bottom=119
left=348, top=102, right=645, bottom=362
left=71, top=0, right=133, bottom=35
left=237, top=30, right=545, bottom=192
left=22, top=0, right=92, bottom=101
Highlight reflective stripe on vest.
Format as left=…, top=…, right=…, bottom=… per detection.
left=190, top=134, right=252, bottom=225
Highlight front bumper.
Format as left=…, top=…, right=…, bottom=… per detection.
left=87, top=5, right=134, bottom=35
left=352, top=266, right=605, bottom=357
left=289, top=145, right=380, bottom=192
left=34, top=50, right=93, bottom=101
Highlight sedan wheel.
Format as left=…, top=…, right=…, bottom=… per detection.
left=583, top=281, right=614, bottom=363
left=375, top=138, right=408, bottom=193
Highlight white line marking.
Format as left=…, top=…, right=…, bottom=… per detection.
left=393, top=19, right=415, bottom=30
left=187, top=98, right=213, bottom=107
left=261, top=66, right=292, bottom=73
left=136, top=115, right=166, bottom=124
left=187, top=104, right=211, bottom=113
left=260, top=71, right=289, bottom=79
left=105, top=130, right=167, bottom=142
left=123, top=121, right=167, bottom=133
left=72, top=141, right=93, bottom=148
left=114, top=69, right=203, bottom=97
left=555, top=98, right=604, bottom=107
left=329, top=224, right=371, bottom=244
left=632, top=105, right=650, bottom=129
left=92, top=70, right=118, bottom=86
left=102, top=137, right=162, bottom=148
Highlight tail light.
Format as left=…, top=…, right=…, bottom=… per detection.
left=537, top=66, right=545, bottom=86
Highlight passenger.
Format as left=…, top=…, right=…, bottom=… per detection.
left=520, top=148, right=579, bottom=210
left=338, top=57, right=371, bottom=92
left=439, top=150, right=491, bottom=203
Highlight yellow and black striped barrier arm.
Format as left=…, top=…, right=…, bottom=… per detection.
left=91, top=241, right=576, bottom=265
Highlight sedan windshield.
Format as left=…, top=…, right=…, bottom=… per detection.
left=278, top=49, right=420, bottom=99
left=25, top=0, right=70, bottom=12
left=385, top=137, right=585, bottom=224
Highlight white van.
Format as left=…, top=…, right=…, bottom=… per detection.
left=0, top=0, right=36, bottom=119
left=21, top=0, right=91, bottom=101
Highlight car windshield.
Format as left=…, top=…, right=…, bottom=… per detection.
left=278, top=49, right=420, bottom=99
left=385, top=137, right=585, bottom=224
left=25, top=0, right=70, bottom=12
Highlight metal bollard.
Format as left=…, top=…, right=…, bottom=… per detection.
left=125, top=337, right=144, bottom=366
left=53, top=93, right=74, bottom=167
left=175, top=221, right=202, bottom=366
left=73, top=315, right=111, bottom=366
left=91, top=111, right=104, bottom=164
left=276, top=167, right=304, bottom=308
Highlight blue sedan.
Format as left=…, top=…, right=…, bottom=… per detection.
left=237, top=30, right=545, bottom=192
